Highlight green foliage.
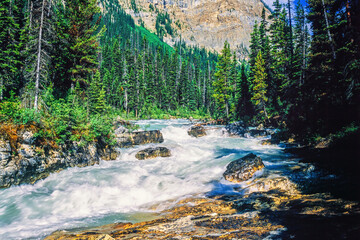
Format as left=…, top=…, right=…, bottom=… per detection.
left=251, top=51, right=268, bottom=122
left=0, top=92, right=21, bottom=122
left=155, top=12, right=173, bottom=38
left=213, top=41, right=233, bottom=120
left=130, top=0, right=139, bottom=13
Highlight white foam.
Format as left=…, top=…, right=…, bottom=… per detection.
left=0, top=120, right=288, bottom=239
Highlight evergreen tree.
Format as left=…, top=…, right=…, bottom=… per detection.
left=236, top=63, right=253, bottom=121
left=213, top=41, right=232, bottom=120
left=88, top=71, right=108, bottom=114
left=251, top=51, right=269, bottom=122
left=0, top=0, right=21, bottom=100
left=65, top=0, right=104, bottom=89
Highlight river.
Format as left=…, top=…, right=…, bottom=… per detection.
left=0, top=119, right=355, bottom=239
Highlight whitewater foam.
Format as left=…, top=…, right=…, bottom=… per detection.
left=0, top=120, right=290, bottom=239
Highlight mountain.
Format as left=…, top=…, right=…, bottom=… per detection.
left=115, top=0, right=271, bottom=59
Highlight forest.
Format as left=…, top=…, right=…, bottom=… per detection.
left=0, top=0, right=359, bottom=146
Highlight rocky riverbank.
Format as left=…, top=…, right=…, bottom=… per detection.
left=0, top=122, right=165, bottom=188
left=45, top=162, right=360, bottom=239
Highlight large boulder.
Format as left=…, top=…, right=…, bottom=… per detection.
left=247, top=129, right=268, bottom=138
left=223, top=153, right=265, bottom=183
left=225, top=121, right=247, bottom=136
left=116, top=130, right=164, bottom=148
left=135, top=147, right=171, bottom=160
left=188, top=125, right=207, bottom=138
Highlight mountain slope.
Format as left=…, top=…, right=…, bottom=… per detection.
left=117, top=0, right=270, bottom=59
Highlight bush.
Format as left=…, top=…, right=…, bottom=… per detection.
left=0, top=91, right=21, bottom=122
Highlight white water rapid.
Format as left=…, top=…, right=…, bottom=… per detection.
left=0, top=119, right=305, bottom=239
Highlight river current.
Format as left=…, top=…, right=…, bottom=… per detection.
left=0, top=119, right=311, bottom=239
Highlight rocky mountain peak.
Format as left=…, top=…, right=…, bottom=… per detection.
left=116, top=0, right=270, bottom=58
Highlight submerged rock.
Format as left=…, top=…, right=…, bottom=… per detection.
left=188, top=125, right=207, bottom=138
left=223, top=153, right=265, bottom=183
left=116, top=130, right=164, bottom=148
left=135, top=147, right=171, bottom=160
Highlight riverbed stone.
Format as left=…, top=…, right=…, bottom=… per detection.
left=135, top=147, right=171, bottom=160
left=223, top=153, right=265, bottom=183
left=188, top=125, right=207, bottom=138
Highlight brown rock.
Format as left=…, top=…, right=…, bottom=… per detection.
left=117, top=130, right=164, bottom=148
left=223, top=153, right=265, bottom=183
left=188, top=125, right=207, bottom=138
left=135, top=147, right=171, bottom=160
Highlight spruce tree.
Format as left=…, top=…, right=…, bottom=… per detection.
left=236, top=63, right=253, bottom=121
left=65, top=0, right=104, bottom=89
left=0, top=0, right=21, bottom=100
left=213, top=41, right=232, bottom=120
left=251, top=51, right=269, bottom=122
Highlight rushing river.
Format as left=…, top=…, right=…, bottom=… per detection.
left=0, top=119, right=312, bottom=239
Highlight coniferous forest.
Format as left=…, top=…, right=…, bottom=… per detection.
left=0, top=0, right=359, bottom=146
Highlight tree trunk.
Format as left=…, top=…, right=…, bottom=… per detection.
left=0, top=78, right=3, bottom=101
left=321, top=0, right=336, bottom=60
left=287, top=0, right=293, bottom=58
left=124, top=88, right=128, bottom=115
left=34, top=0, right=46, bottom=111
left=203, top=74, right=206, bottom=106
left=263, top=102, right=269, bottom=123
left=225, top=101, right=229, bottom=119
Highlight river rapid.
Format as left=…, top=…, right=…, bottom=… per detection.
left=0, top=119, right=347, bottom=239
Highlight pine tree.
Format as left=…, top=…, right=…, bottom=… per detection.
left=249, top=21, right=260, bottom=69
left=88, top=71, right=107, bottom=114
left=251, top=51, right=269, bottom=122
left=0, top=0, right=21, bottom=100
left=268, top=2, right=290, bottom=116
left=213, top=41, right=232, bottom=120
left=293, top=0, right=309, bottom=86
left=65, top=0, right=104, bottom=89
left=236, top=63, right=253, bottom=121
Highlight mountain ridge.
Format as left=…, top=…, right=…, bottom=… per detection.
left=115, top=0, right=271, bottom=59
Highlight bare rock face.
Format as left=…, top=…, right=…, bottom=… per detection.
left=223, top=153, right=265, bottom=183
left=188, top=125, right=207, bottom=138
left=135, top=147, right=171, bottom=160
left=114, top=0, right=270, bottom=59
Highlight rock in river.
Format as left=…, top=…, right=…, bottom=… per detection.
left=225, top=121, right=247, bottom=136
left=187, top=125, right=206, bottom=138
left=135, top=147, right=171, bottom=160
left=223, top=153, right=265, bottom=183
left=116, top=130, right=164, bottom=148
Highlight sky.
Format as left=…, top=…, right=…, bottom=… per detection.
left=263, top=0, right=308, bottom=11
